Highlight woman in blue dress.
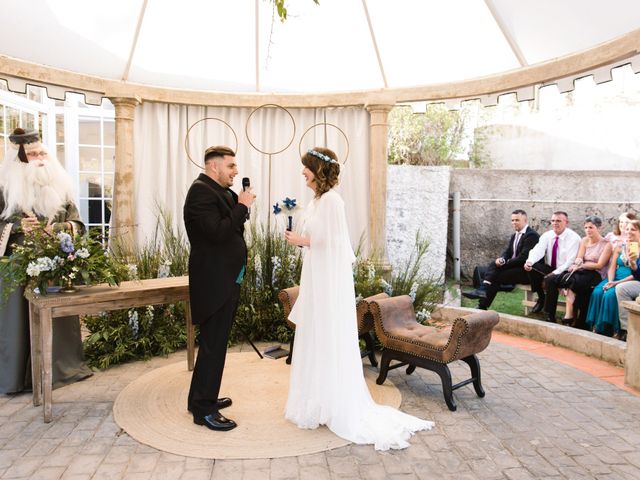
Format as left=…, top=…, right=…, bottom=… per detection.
left=586, top=219, right=640, bottom=336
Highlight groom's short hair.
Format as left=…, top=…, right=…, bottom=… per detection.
left=204, top=146, right=235, bottom=163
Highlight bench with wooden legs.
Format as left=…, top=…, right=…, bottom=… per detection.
left=369, top=295, right=499, bottom=411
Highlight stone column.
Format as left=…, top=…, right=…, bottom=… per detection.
left=623, top=301, right=640, bottom=390
left=366, top=104, right=393, bottom=274
left=109, top=96, right=140, bottom=249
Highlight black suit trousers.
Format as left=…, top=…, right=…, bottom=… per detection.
left=188, top=284, right=240, bottom=417
left=479, top=263, right=531, bottom=309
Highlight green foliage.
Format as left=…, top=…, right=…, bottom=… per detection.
left=353, top=234, right=443, bottom=322
left=233, top=223, right=302, bottom=344
left=467, top=125, right=492, bottom=168
left=0, top=227, right=128, bottom=302
left=83, top=304, right=187, bottom=369
left=82, top=210, right=190, bottom=369
left=272, top=0, right=320, bottom=22
left=388, top=105, right=467, bottom=166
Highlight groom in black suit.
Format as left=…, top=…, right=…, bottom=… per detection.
left=463, top=210, right=539, bottom=310
left=183, top=145, right=255, bottom=431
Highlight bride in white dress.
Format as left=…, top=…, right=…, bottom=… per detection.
left=283, top=147, right=433, bottom=450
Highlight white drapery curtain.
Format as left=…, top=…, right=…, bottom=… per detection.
left=132, top=103, right=370, bottom=250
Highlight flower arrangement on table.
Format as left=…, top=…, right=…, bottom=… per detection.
left=0, top=228, right=128, bottom=299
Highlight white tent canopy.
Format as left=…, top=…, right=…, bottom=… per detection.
left=1, top=0, right=640, bottom=103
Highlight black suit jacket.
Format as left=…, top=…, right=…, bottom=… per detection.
left=183, top=174, right=248, bottom=325
left=500, top=226, right=540, bottom=269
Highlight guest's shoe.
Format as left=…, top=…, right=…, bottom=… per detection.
left=193, top=413, right=237, bottom=431
left=462, top=288, right=487, bottom=300
left=476, top=303, right=488, bottom=311
left=545, top=314, right=557, bottom=323
left=561, top=318, right=574, bottom=326
left=531, top=297, right=545, bottom=314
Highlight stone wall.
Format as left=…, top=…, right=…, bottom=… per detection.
left=386, top=165, right=450, bottom=280
left=447, top=169, right=640, bottom=280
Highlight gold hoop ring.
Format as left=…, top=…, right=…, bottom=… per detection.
left=245, top=104, right=296, bottom=155
left=298, top=122, right=350, bottom=165
left=184, top=117, right=238, bottom=169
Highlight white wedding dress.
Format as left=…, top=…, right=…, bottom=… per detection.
left=285, top=189, right=433, bottom=450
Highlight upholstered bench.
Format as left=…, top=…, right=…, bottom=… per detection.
left=277, top=286, right=380, bottom=367
left=369, top=295, right=499, bottom=411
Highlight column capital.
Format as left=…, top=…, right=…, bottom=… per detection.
left=109, top=96, right=141, bottom=120
left=365, top=103, right=394, bottom=114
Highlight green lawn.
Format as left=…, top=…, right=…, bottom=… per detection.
left=460, top=286, right=528, bottom=317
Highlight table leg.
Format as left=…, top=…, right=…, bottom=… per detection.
left=40, top=308, right=53, bottom=423
left=28, top=303, right=42, bottom=407
left=185, top=302, right=195, bottom=371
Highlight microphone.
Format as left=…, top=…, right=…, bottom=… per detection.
left=287, top=215, right=293, bottom=231
left=242, top=177, right=251, bottom=219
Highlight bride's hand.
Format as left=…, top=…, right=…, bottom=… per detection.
left=285, top=230, right=309, bottom=247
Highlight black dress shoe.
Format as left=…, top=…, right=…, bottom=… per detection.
left=193, top=413, right=237, bottom=431
left=531, top=298, right=545, bottom=313
left=562, top=318, right=574, bottom=326
left=462, top=288, right=487, bottom=300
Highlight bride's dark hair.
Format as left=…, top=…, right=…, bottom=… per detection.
left=301, top=147, right=340, bottom=197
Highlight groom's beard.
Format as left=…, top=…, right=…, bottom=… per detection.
left=0, top=157, right=76, bottom=220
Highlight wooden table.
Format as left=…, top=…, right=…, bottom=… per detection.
left=26, top=276, right=196, bottom=422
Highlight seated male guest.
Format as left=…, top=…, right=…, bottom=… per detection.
left=463, top=210, right=539, bottom=310
left=524, top=211, right=581, bottom=322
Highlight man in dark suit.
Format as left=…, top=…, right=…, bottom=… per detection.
left=183, top=145, right=255, bottom=431
left=463, top=210, right=539, bottom=310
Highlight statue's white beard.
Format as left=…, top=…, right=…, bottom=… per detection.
left=0, top=156, right=77, bottom=220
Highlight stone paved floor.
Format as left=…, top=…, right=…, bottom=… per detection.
left=1, top=339, right=640, bottom=480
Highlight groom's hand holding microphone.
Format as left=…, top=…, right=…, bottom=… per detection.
left=238, top=177, right=256, bottom=214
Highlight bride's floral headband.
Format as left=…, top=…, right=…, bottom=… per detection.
left=308, top=149, right=338, bottom=164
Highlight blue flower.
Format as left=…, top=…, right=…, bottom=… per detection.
left=282, top=197, right=297, bottom=210
left=57, top=232, right=75, bottom=254
left=273, top=203, right=282, bottom=215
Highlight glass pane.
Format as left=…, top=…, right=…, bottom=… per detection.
left=23, top=112, right=35, bottom=130
left=0, top=105, right=4, bottom=133
left=103, top=147, right=115, bottom=171
left=0, top=137, right=5, bottom=162
left=78, top=116, right=101, bottom=144
left=87, top=199, right=103, bottom=224
left=56, top=145, right=65, bottom=166
left=39, top=114, right=47, bottom=143
left=7, top=107, right=19, bottom=131
left=79, top=173, right=102, bottom=198
left=0, top=79, right=7, bottom=91
left=78, top=198, right=88, bottom=224
left=27, top=86, right=43, bottom=102
left=79, top=146, right=101, bottom=171
left=103, top=173, right=114, bottom=198
left=103, top=120, right=115, bottom=146
left=101, top=98, right=114, bottom=110
left=104, top=200, right=112, bottom=224
left=56, top=115, right=65, bottom=143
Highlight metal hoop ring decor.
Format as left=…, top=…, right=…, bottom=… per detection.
left=298, top=122, right=350, bottom=165
left=184, top=117, right=238, bottom=169
left=245, top=104, right=296, bottom=155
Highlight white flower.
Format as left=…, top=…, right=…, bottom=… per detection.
left=127, top=264, right=138, bottom=279
left=76, top=248, right=90, bottom=259
left=416, top=308, right=431, bottom=323
left=26, top=262, right=41, bottom=277
left=157, top=263, right=171, bottom=278
left=381, top=279, right=393, bottom=296
left=128, top=310, right=139, bottom=337
left=409, top=282, right=418, bottom=302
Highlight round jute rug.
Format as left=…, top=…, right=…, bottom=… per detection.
left=113, top=352, right=402, bottom=459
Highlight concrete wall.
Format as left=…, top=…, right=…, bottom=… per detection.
left=447, top=169, right=640, bottom=280
left=387, top=165, right=450, bottom=280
